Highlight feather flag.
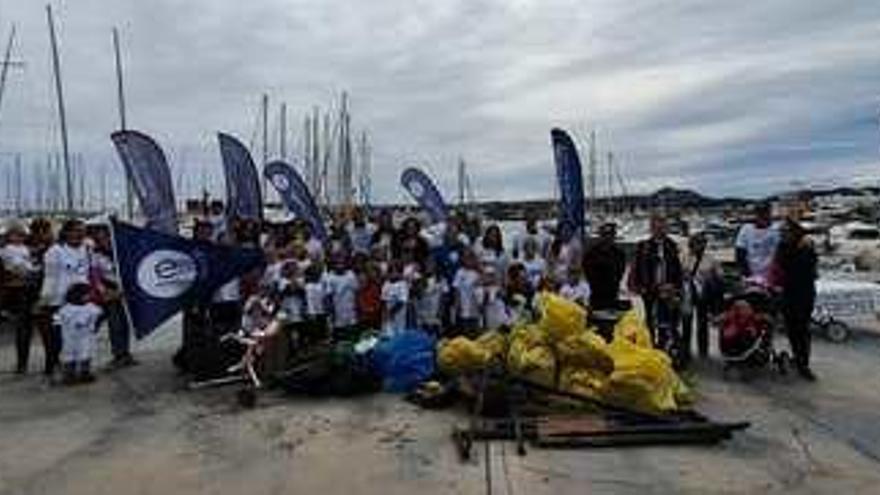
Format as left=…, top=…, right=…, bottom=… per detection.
left=400, top=167, right=448, bottom=223
left=218, top=132, right=263, bottom=220
left=551, top=128, right=586, bottom=241
left=264, top=160, right=327, bottom=241
left=111, top=130, right=179, bottom=234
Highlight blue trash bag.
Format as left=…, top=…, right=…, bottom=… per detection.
left=371, top=330, right=436, bottom=393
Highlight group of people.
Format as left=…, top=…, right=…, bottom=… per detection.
left=0, top=217, right=134, bottom=384
left=0, top=200, right=818, bottom=385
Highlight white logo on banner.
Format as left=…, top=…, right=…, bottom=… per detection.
left=408, top=181, right=424, bottom=198
left=271, top=174, right=290, bottom=192
left=137, top=250, right=199, bottom=299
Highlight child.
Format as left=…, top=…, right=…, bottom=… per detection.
left=452, top=249, right=482, bottom=336
left=480, top=268, right=510, bottom=331
left=381, top=260, right=410, bottom=334
left=560, top=266, right=591, bottom=308
left=415, top=262, right=448, bottom=335
left=325, top=254, right=360, bottom=341
left=303, top=263, right=330, bottom=343
left=519, top=238, right=546, bottom=290
left=356, top=262, right=383, bottom=330
left=55, top=283, right=103, bottom=385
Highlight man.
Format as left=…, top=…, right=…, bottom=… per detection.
left=513, top=213, right=550, bottom=259
left=629, top=214, right=683, bottom=353
left=583, top=222, right=626, bottom=311
left=735, top=203, right=780, bottom=283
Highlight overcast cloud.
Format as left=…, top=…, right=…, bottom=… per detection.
left=0, top=0, right=878, bottom=208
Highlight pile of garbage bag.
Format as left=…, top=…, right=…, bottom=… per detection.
left=435, top=292, right=693, bottom=414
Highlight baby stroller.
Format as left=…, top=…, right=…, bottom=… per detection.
left=719, top=284, right=791, bottom=378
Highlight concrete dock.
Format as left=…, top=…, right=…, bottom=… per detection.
left=1, top=323, right=880, bottom=495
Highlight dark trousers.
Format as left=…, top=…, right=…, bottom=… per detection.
left=10, top=305, right=33, bottom=372
left=31, top=306, right=62, bottom=375
left=681, top=297, right=711, bottom=358
left=643, top=294, right=681, bottom=352
left=106, top=300, right=131, bottom=359
left=783, top=305, right=812, bottom=371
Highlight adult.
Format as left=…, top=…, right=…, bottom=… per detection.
left=680, top=233, right=723, bottom=364
left=393, top=216, right=429, bottom=267
left=513, top=213, right=550, bottom=259
left=776, top=219, right=818, bottom=381
left=629, top=214, right=683, bottom=351
left=371, top=209, right=396, bottom=258
left=173, top=219, right=213, bottom=372
left=87, top=220, right=137, bottom=368
left=475, top=224, right=509, bottom=281
left=735, top=203, right=780, bottom=284
left=1, top=221, right=39, bottom=373
left=38, top=219, right=91, bottom=379
left=348, top=208, right=375, bottom=255
left=582, top=222, right=626, bottom=310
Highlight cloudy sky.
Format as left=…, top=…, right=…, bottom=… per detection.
left=0, top=0, right=879, bottom=208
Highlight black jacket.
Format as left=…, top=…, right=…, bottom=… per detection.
left=630, top=236, right=683, bottom=295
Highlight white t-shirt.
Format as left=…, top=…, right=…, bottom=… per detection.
left=417, top=277, right=448, bottom=327
left=56, top=302, right=103, bottom=362
left=348, top=223, right=375, bottom=254
left=560, top=280, right=591, bottom=306
left=41, top=244, right=90, bottom=307
left=305, top=238, right=324, bottom=261
left=382, top=279, right=410, bottom=332
left=276, top=278, right=305, bottom=323
left=0, top=244, right=35, bottom=275
left=305, top=279, right=329, bottom=317
left=515, top=230, right=550, bottom=257
left=735, top=223, right=780, bottom=281
left=475, top=246, right=509, bottom=280
left=452, top=268, right=481, bottom=319
left=482, top=285, right=510, bottom=330
left=521, top=257, right=546, bottom=288
left=325, top=270, right=359, bottom=328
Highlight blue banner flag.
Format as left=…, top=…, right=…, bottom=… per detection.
left=551, top=128, right=586, bottom=241
left=400, top=167, right=448, bottom=223
left=264, top=160, right=328, bottom=241
left=218, top=132, right=263, bottom=220
left=111, top=130, right=179, bottom=235
left=110, top=219, right=265, bottom=339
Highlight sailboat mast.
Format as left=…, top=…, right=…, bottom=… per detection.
left=14, top=153, right=21, bottom=214
left=113, top=27, right=134, bottom=218
left=261, top=93, right=269, bottom=204
left=0, top=24, right=17, bottom=126
left=47, top=5, right=74, bottom=214
left=279, top=102, right=287, bottom=160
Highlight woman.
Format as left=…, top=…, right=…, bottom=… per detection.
left=680, top=233, right=723, bottom=364
left=38, top=219, right=90, bottom=379
left=393, top=217, right=429, bottom=268
left=1, top=221, right=39, bottom=373
left=475, top=225, right=509, bottom=284
left=776, top=219, right=818, bottom=381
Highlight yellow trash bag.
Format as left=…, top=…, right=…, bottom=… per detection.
left=613, top=309, right=653, bottom=348
left=476, top=331, right=508, bottom=361
left=555, top=330, right=615, bottom=375
left=507, top=324, right=556, bottom=387
left=602, top=338, right=690, bottom=413
left=437, top=337, right=491, bottom=374
left=537, top=292, right=588, bottom=342
left=559, top=366, right=608, bottom=400
left=437, top=331, right=509, bottom=374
